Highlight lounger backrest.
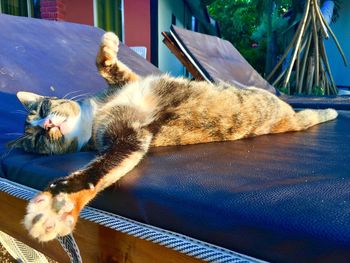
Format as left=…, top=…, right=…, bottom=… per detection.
left=169, top=25, right=276, bottom=94
left=0, top=14, right=161, bottom=97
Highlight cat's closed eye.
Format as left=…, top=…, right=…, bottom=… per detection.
left=39, top=100, right=51, bottom=118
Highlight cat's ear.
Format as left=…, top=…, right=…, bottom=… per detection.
left=17, top=91, right=44, bottom=111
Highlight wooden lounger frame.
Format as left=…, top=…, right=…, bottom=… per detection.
left=0, top=191, right=202, bottom=263
left=162, top=32, right=205, bottom=81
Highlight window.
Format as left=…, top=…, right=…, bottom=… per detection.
left=0, top=0, right=40, bottom=18
left=94, top=0, right=123, bottom=41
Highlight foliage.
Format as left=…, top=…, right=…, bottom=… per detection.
left=208, top=0, right=292, bottom=74
left=251, top=8, right=288, bottom=51
left=313, top=86, right=326, bottom=96
left=208, top=0, right=265, bottom=73
left=208, top=0, right=342, bottom=78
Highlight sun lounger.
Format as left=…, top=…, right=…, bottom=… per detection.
left=1, top=15, right=350, bottom=262
left=0, top=14, right=260, bottom=263
left=163, top=25, right=350, bottom=110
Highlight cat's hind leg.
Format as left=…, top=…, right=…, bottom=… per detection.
left=96, top=32, right=139, bottom=86
left=24, top=122, right=152, bottom=241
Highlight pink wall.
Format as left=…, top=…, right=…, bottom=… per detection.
left=124, top=0, right=151, bottom=61
left=63, top=0, right=94, bottom=26
left=41, top=0, right=152, bottom=61
left=40, top=0, right=65, bottom=20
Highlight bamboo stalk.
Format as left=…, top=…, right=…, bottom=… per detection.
left=266, top=13, right=308, bottom=81
left=324, top=76, right=328, bottom=95
left=272, top=68, right=287, bottom=87
left=267, top=0, right=346, bottom=96
left=298, top=33, right=313, bottom=94
left=296, top=48, right=300, bottom=93
left=307, top=56, right=315, bottom=95
left=326, top=78, right=330, bottom=95
left=283, top=0, right=311, bottom=87
left=296, top=34, right=309, bottom=92
left=313, top=0, right=329, bottom=39
left=318, top=36, right=325, bottom=94
left=311, top=0, right=320, bottom=87
left=300, top=32, right=309, bottom=52
left=295, top=35, right=307, bottom=93
left=325, top=76, right=330, bottom=95
left=321, top=71, right=327, bottom=95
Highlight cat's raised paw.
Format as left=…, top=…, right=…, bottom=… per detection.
left=98, top=32, right=120, bottom=67
left=24, top=192, right=77, bottom=242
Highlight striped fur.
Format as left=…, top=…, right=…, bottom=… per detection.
left=10, top=32, right=337, bottom=242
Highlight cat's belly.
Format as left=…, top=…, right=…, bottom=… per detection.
left=151, top=94, right=295, bottom=147
left=151, top=115, right=251, bottom=147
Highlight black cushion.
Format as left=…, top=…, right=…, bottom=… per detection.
left=1, top=14, right=350, bottom=262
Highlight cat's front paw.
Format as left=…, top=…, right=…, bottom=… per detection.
left=24, top=192, right=77, bottom=242
left=97, top=32, right=120, bottom=67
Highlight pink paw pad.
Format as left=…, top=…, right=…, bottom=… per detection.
left=24, top=192, right=77, bottom=242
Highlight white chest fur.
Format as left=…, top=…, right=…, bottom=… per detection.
left=71, top=99, right=96, bottom=150
left=99, top=76, right=159, bottom=122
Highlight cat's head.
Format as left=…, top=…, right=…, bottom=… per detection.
left=8, top=92, right=84, bottom=155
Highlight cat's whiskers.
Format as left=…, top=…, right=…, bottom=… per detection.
left=11, top=110, right=28, bottom=115
left=69, top=92, right=92, bottom=101
left=8, top=134, right=29, bottom=141
left=16, top=109, right=28, bottom=113
left=62, top=90, right=84, bottom=99
left=2, top=134, right=30, bottom=159
left=1, top=147, right=14, bottom=160
left=5, top=133, right=24, bottom=136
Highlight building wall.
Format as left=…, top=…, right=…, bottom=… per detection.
left=63, top=0, right=94, bottom=26
left=40, top=0, right=94, bottom=24
left=37, top=0, right=214, bottom=75
left=325, top=1, right=350, bottom=87
left=40, top=0, right=152, bottom=60
left=40, top=0, right=65, bottom=20
left=158, top=0, right=191, bottom=76
left=124, top=0, right=151, bottom=61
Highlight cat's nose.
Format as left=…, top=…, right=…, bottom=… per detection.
left=44, top=119, right=53, bottom=130
left=30, top=118, right=52, bottom=129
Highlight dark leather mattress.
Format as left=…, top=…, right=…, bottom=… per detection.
left=1, top=14, right=350, bottom=263
left=2, top=91, right=350, bottom=262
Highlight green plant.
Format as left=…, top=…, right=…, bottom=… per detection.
left=313, top=86, right=326, bottom=96
left=208, top=0, right=292, bottom=75
left=208, top=1, right=264, bottom=72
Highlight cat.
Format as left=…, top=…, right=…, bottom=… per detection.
left=8, top=32, right=337, bottom=242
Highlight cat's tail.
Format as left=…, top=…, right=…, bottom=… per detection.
left=294, top=108, right=338, bottom=130
left=271, top=108, right=337, bottom=134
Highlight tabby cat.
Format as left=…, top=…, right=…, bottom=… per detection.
left=9, top=32, right=337, bottom=242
